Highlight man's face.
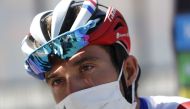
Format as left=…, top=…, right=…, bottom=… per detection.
left=45, top=45, right=118, bottom=103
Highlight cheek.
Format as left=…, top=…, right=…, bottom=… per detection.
left=52, top=87, right=66, bottom=103
left=90, top=66, right=118, bottom=86
left=51, top=75, right=97, bottom=103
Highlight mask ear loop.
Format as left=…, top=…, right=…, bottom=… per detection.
left=118, top=61, right=138, bottom=109
left=117, top=61, right=125, bottom=81
left=131, top=67, right=139, bottom=109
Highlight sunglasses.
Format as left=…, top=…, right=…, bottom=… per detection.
left=25, top=20, right=97, bottom=80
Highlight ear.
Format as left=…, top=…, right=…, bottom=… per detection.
left=123, top=55, right=138, bottom=87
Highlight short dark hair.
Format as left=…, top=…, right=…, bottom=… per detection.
left=41, top=4, right=82, bottom=38
left=100, top=44, right=141, bottom=103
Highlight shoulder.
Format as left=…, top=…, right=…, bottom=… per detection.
left=140, top=96, right=190, bottom=109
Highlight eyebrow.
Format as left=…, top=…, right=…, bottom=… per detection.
left=45, top=72, right=56, bottom=83
left=45, top=56, right=99, bottom=82
left=72, top=56, right=99, bottom=66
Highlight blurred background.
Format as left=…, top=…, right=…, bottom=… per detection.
left=0, top=0, right=190, bottom=109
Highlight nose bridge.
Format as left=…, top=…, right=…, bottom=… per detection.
left=55, top=63, right=80, bottom=95
left=55, top=63, right=85, bottom=95
left=65, top=71, right=81, bottom=94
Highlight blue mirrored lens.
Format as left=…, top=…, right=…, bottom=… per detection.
left=25, top=20, right=96, bottom=80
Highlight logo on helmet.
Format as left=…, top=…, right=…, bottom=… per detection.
left=108, top=8, right=116, bottom=22
left=116, top=32, right=129, bottom=39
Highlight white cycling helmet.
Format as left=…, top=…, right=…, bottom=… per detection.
left=21, top=0, right=131, bottom=80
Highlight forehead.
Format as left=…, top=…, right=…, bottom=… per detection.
left=69, top=45, right=110, bottom=63
left=45, top=45, right=112, bottom=78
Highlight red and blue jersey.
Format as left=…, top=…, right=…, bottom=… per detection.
left=140, top=96, right=190, bottom=109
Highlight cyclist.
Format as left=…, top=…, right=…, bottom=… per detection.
left=21, top=0, right=190, bottom=109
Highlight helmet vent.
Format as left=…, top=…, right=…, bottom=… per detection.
left=59, top=5, right=81, bottom=34
left=28, top=34, right=35, bottom=42
left=40, top=11, right=52, bottom=41
left=114, top=22, right=123, bottom=31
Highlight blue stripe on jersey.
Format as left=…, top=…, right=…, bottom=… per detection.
left=140, top=97, right=149, bottom=109
left=82, top=4, right=94, bottom=14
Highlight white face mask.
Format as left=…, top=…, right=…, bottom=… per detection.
left=56, top=62, right=137, bottom=109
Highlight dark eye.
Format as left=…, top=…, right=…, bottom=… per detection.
left=80, top=64, right=94, bottom=73
left=51, top=78, right=65, bottom=87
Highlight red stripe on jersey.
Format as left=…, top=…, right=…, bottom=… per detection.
left=86, top=0, right=96, bottom=7
left=177, top=101, right=190, bottom=109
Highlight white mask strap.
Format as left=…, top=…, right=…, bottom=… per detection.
left=131, top=81, right=136, bottom=109
left=132, top=78, right=135, bottom=103
left=117, top=62, right=124, bottom=81
left=131, top=67, right=139, bottom=109
left=117, top=61, right=138, bottom=109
